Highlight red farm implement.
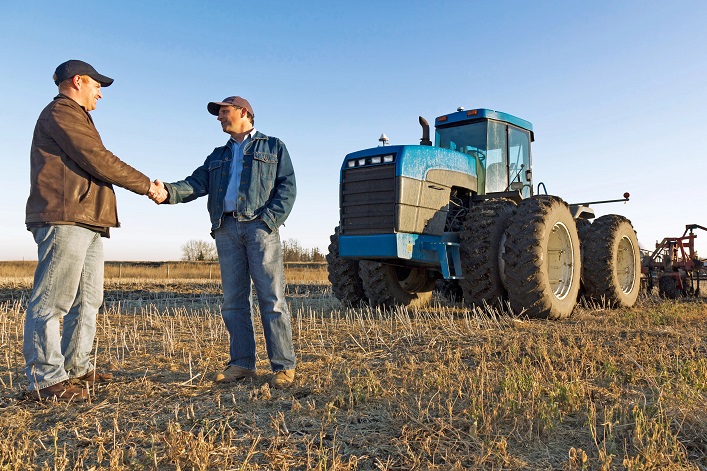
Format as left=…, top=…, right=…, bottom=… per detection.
left=642, top=224, right=707, bottom=298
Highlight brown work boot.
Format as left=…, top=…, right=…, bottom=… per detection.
left=75, top=370, right=114, bottom=385
left=31, top=382, right=88, bottom=402
left=269, top=369, right=295, bottom=389
left=214, top=365, right=256, bottom=383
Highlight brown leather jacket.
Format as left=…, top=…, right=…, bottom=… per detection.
left=25, top=94, right=150, bottom=231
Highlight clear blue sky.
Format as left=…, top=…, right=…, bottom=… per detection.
left=2, top=1, right=706, bottom=260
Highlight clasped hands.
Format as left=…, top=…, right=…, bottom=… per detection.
left=147, top=179, right=168, bottom=204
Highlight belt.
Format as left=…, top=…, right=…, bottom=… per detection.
left=222, top=211, right=238, bottom=219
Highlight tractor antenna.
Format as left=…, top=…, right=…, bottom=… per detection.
left=379, top=133, right=389, bottom=146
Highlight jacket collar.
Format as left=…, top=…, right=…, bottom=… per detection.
left=55, top=93, right=92, bottom=118
left=225, top=130, right=267, bottom=149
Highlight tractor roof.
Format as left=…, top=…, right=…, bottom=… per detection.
left=435, top=108, right=533, bottom=133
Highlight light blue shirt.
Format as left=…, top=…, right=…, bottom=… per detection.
left=223, top=129, right=256, bottom=213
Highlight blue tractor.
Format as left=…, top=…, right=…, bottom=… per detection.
left=327, top=108, right=641, bottom=318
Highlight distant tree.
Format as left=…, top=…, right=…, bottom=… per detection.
left=181, top=240, right=218, bottom=261
left=282, top=238, right=303, bottom=262
left=310, top=247, right=325, bottom=262
left=282, top=239, right=326, bottom=263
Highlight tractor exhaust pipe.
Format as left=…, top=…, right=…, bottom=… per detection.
left=419, top=116, right=432, bottom=146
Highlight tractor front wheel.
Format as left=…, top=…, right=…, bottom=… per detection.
left=502, top=196, right=581, bottom=319
left=359, top=261, right=435, bottom=308
left=459, top=198, right=516, bottom=307
left=326, top=226, right=367, bottom=307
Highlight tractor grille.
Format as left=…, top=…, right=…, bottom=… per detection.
left=341, top=164, right=396, bottom=235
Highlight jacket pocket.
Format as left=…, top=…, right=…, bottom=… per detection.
left=253, top=152, right=278, bottom=164
left=208, top=160, right=224, bottom=172
left=252, top=152, right=277, bottom=180
left=251, top=152, right=277, bottom=203
left=207, top=160, right=225, bottom=192
left=206, top=160, right=225, bottom=215
left=78, top=175, right=93, bottom=203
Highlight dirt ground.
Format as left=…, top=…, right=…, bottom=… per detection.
left=1, top=278, right=706, bottom=470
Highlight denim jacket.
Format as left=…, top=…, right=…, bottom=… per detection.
left=163, top=131, right=296, bottom=234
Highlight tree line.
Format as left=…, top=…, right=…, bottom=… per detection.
left=181, top=239, right=325, bottom=263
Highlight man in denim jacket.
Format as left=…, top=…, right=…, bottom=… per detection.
left=154, top=96, right=297, bottom=388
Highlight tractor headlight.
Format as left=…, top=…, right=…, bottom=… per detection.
left=346, top=154, right=395, bottom=168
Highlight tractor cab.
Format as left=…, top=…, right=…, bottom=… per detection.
left=432, top=109, right=534, bottom=198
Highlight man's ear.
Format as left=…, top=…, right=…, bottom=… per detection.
left=72, top=75, right=82, bottom=89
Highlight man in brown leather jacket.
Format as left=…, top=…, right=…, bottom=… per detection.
left=23, top=60, right=163, bottom=402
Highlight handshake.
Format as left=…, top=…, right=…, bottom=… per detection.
left=147, top=179, right=168, bottom=204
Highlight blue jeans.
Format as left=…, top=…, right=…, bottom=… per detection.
left=23, top=225, right=104, bottom=390
left=214, top=217, right=296, bottom=372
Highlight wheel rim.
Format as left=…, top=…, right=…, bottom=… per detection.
left=547, top=222, right=575, bottom=300
left=616, top=235, right=637, bottom=293
left=395, top=266, right=429, bottom=292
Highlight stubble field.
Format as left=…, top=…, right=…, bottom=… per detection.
left=0, top=263, right=706, bottom=470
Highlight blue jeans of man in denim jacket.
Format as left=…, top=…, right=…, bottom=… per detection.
left=163, top=126, right=297, bottom=375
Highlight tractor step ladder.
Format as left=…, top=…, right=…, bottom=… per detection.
left=422, top=240, right=462, bottom=280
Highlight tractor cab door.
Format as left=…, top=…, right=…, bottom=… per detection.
left=508, top=126, right=532, bottom=198
left=486, top=122, right=532, bottom=197
left=485, top=121, right=508, bottom=193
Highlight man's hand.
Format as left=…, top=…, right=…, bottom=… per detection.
left=148, top=179, right=168, bottom=204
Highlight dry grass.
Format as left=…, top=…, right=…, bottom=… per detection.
left=0, top=261, right=328, bottom=284
left=1, top=271, right=706, bottom=469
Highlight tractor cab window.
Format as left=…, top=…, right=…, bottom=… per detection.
left=508, top=126, right=531, bottom=198
left=435, top=121, right=489, bottom=192
left=485, top=121, right=508, bottom=193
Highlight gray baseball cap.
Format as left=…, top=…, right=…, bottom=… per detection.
left=207, top=96, right=253, bottom=116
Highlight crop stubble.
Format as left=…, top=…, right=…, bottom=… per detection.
left=0, top=273, right=706, bottom=470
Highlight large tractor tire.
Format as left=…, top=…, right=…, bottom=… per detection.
left=359, top=261, right=435, bottom=308
left=326, top=227, right=367, bottom=307
left=576, top=218, right=592, bottom=243
left=502, top=196, right=582, bottom=319
left=459, top=198, right=517, bottom=307
left=581, top=215, right=641, bottom=307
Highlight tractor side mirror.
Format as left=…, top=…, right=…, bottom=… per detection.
left=510, top=181, right=524, bottom=191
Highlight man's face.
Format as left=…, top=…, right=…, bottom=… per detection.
left=217, top=105, right=250, bottom=135
left=77, top=76, right=102, bottom=111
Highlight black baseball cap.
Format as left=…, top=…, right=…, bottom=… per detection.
left=53, top=60, right=114, bottom=87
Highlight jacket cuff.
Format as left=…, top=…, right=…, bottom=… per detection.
left=163, top=182, right=177, bottom=204
left=261, top=210, right=278, bottom=232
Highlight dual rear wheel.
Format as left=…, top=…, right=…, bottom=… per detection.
left=581, top=214, right=641, bottom=307
left=467, top=197, right=640, bottom=317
